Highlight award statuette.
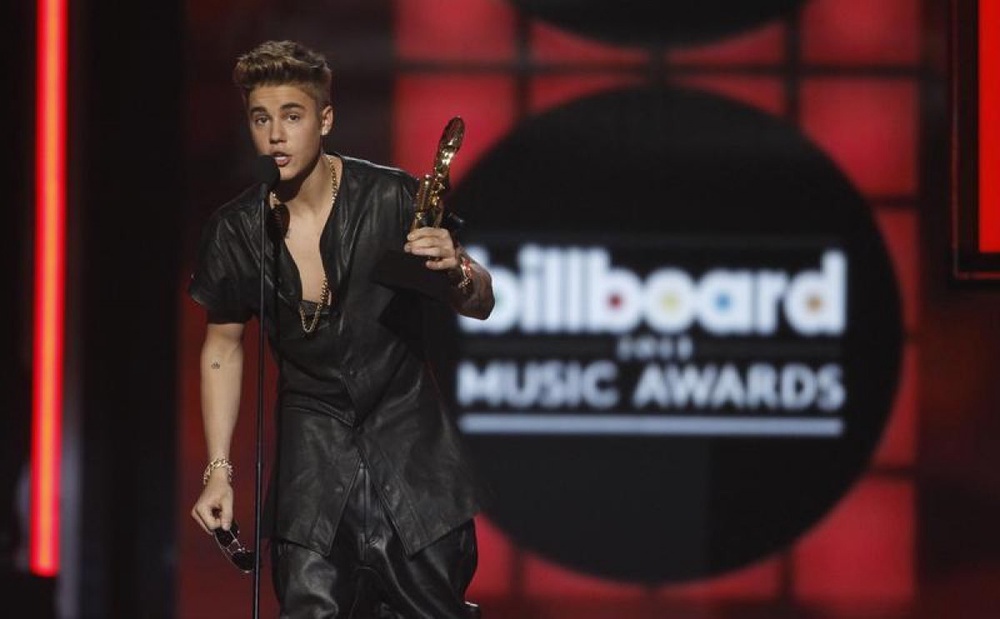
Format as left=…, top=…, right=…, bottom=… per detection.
left=372, top=117, right=466, bottom=302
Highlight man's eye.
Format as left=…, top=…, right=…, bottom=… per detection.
left=287, top=114, right=301, bottom=122
left=253, top=117, right=268, bottom=126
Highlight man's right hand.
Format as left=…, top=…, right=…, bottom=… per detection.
left=191, top=471, right=234, bottom=534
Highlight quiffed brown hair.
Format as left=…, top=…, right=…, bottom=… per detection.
left=233, top=40, right=332, bottom=107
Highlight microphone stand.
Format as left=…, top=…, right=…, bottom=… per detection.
left=253, top=178, right=268, bottom=619
left=250, top=153, right=283, bottom=618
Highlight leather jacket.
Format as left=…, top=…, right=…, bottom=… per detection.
left=188, top=155, right=482, bottom=556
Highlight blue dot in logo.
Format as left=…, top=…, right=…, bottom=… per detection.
left=715, top=294, right=731, bottom=311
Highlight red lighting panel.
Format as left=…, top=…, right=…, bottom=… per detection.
left=659, top=557, right=783, bottom=602
left=801, top=79, right=917, bottom=196
left=520, top=553, right=646, bottom=600
left=519, top=551, right=783, bottom=603
left=802, top=0, right=920, bottom=66
left=529, top=75, right=642, bottom=115
left=466, top=516, right=516, bottom=598
left=980, top=0, right=1000, bottom=252
left=31, top=0, right=68, bottom=578
left=395, top=0, right=516, bottom=62
left=670, top=75, right=785, bottom=117
left=793, top=479, right=914, bottom=602
left=874, top=345, right=917, bottom=468
left=530, top=22, right=646, bottom=65
left=875, top=208, right=920, bottom=331
left=668, top=22, right=785, bottom=66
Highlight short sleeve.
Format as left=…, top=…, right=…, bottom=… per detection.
left=188, top=213, right=252, bottom=324
left=398, top=172, right=419, bottom=237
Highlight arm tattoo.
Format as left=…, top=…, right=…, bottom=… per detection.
left=210, top=361, right=221, bottom=370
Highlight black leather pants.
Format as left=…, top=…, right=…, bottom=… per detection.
left=271, top=462, right=479, bottom=619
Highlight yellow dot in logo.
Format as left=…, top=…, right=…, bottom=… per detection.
left=660, top=293, right=681, bottom=312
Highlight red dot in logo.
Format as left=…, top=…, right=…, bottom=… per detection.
left=608, top=293, right=622, bottom=309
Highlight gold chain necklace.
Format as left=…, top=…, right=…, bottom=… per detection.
left=299, top=277, right=330, bottom=333
left=272, top=155, right=340, bottom=334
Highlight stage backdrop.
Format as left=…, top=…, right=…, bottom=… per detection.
left=177, top=1, right=920, bottom=617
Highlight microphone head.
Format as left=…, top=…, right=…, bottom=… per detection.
left=252, top=155, right=280, bottom=191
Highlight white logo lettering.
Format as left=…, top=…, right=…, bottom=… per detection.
left=462, top=245, right=847, bottom=336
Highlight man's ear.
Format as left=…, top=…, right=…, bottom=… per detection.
left=321, top=105, right=334, bottom=136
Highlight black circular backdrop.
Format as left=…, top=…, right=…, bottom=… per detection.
left=442, top=86, right=903, bottom=583
left=509, top=0, right=806, bottom=48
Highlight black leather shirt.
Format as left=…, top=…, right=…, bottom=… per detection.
left=188, top=155, right=482, bottom=556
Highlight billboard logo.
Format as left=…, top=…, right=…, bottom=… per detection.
left=446, top=85, right=902, bottom=583
left=462, top=245, right=846, bottom=336
left=455, top=239, right=849, bottom=438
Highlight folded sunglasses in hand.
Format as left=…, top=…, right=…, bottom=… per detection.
left=213, top=520, right=255, bottom=573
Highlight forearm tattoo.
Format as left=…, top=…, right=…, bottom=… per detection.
left=210, top=361, right=221, bottom=370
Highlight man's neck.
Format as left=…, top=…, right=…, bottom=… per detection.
left=274, top=152, right=331, bottom=217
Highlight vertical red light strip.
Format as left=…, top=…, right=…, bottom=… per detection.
left=31, top=0, right=67, bottom=577
left=980, top=0, right=1000, bottom=251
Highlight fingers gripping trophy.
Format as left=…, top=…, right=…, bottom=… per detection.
left=373, top=117, right=467, bottom=301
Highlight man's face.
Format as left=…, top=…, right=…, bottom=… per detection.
left=246, top=84, right=333, bottom=183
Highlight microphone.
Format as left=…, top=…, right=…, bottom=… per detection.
left=252, top=155, right=286, bottom=241
left=253, top=154, right=280, bottom=193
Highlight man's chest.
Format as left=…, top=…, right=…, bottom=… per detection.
left=284, top=218, right=329, bottom=303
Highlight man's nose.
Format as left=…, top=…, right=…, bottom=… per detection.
left=269, top=123, right=286, bottom=143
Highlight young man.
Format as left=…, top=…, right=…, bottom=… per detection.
left=189, top=40, right=493, bottom=618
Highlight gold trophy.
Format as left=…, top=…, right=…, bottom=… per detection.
left=413, top=117, right=464, bottom=229
left=372, top=117, right=466, bottom=301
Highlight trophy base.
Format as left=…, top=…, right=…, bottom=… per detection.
left=371, top=250, right=451, bottom=303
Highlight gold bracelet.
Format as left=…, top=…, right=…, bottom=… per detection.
left=453, top=253, right=474, bottom=296
left=202, top=457, right=233, bottom=486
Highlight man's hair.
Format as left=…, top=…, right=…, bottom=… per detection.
left=233, top=40, right=332, bottom=108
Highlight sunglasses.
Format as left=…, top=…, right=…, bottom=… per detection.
left=213, top=520, right=256, bottom=573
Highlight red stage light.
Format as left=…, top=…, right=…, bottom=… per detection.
left=979, top=0, right=1000, bottom=252
left=31, top=0, right=68, bottom=577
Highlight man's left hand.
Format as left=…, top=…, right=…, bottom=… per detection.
left=403, top=227, right=459, bottom=272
